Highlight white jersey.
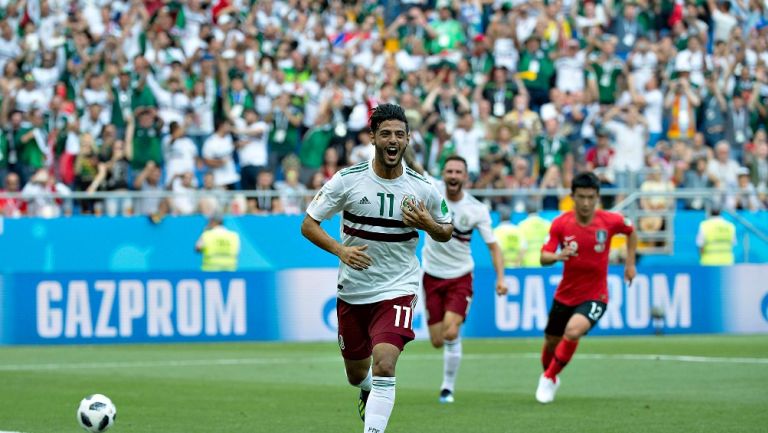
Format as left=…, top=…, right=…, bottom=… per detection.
left=307, top=161, right=452, bottom=304
left=422, top=183, right=495, bottom=279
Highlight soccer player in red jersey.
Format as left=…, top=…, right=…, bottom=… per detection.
left=535, top=171, right=637, bottom=404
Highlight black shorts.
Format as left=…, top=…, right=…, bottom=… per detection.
left=544, top=300, right=607, bottom=337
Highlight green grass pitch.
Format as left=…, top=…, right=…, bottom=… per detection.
left=1, top=335, right=766, bottom=432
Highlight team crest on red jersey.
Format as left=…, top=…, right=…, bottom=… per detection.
left=595, top=229, right=608, bottom=252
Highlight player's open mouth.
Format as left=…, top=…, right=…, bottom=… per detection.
left=386, top=146, right=398, bottom=157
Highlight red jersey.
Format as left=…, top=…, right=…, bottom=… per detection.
left=542, top=210, right=634, bottom=306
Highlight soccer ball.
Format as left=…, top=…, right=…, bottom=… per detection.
left=77, top=394, right=117, bottom=432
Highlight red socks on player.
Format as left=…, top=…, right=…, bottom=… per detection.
left=544, top=338, right=580, bottom=381
left=541, top=344, right=555, bottom=371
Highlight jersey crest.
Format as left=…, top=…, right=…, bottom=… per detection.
left=595, top=229, right=608, bottom=252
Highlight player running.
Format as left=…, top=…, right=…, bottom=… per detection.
left=301, top=104, right=453, bottom=432
left=536, top=171, right=637, bottom=404
left=421, top=155, right=508, bottom=404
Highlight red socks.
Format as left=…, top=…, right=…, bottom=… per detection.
left=541, top=343, right=555, bottom=371
left=544, top=338, right=579, bottom=381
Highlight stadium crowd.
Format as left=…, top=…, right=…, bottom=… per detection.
left=1, top=0, right=767, bottom=218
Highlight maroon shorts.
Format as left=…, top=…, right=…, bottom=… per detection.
left=423, top=272, right=473, bottom=326
left=336, top=295, right=417, bottom=361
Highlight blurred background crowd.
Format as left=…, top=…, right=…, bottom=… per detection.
left=1, top=0, right=768, bottom=218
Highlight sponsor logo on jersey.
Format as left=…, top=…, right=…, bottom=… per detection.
left=441, top=199, right=449, bottom=215
left=358, top=196, right=371, bottom=205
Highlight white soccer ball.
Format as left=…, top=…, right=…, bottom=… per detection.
left=77, top=394, right=117, bottom=432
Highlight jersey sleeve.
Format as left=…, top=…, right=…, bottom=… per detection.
left=611, top=212, right=635, bottom=236
left=542, top=217, right=562, bottom=253
left=427, top=182, right=452, bottom=224
left=306, top=172, right=346, bottom=221
left=476, top=206, right=496, bottom=244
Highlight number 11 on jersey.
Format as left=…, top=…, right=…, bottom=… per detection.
left=393, top=305, right=413, bottom=328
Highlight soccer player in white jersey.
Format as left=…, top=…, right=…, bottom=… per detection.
left=421, top=155, right=509, bottom=404
left=301, top=104, right=454, bottom=433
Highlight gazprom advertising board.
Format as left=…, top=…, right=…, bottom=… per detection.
left=1, top=266, right=766, bottom=345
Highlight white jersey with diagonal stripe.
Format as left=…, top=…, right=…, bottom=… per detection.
left=306, top=160, right=452, bottom=304
left=422, top=181, right=496, bottom=279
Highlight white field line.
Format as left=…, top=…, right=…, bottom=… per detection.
left=0, top=431, right=29, bottom=432
left=0, top=352, right=766, bottom=372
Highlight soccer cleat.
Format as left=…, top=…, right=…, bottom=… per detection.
left=535, top=374, right=560, bottom=404
left=357, top=389, right=370, bottom=421
left=439, top=389, right=455, bottom=404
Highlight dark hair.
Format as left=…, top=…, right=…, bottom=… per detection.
left=369, top=103, right=409, bottom=133
left=571, top=171, right=601, bottom=194
left=444, top=154, right=468, bottom=169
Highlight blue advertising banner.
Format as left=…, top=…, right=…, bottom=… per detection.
left=1, top=212, right=767, bottom=274
left=2, top=265, right=766, bottom=345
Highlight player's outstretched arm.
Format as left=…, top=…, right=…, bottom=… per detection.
left=624, top=230, right=638, bottom=284
left=301, top=215, right=372, bottom=270
left=402, top=201, right=453, bottom=242
left=487, top=242, right=509, bottom=295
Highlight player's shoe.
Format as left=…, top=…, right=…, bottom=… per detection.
left=535, top=374, right=560, bottom=404
left=439, top=389, right=455, bottom=404
left=357, top=389, right=370, bottom=421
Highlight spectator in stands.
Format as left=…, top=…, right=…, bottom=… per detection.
left=74, top=134, right=101, bottom=214
left=452, top=111, right=483, bottom=179
left=168, top=172, right=200, bottom=216
left=533, top=104, right=571, bottom=183
left=235, top=109, right=270, bottom=191
left=276, top=166, right=308, bottom=215
left=725, top=93, right=752, bottom=163
left=603, top=104, right=647, bottom=192
left=683, top=156, right=719, bottom=210
left=639, top=163, right=676, bottom=244
left=555, top=39, right=586, bottom=94
left=611, top=0, right=644, bottom=58
left=252, top=169, right=282, bottom=215
left=0, top=171, right=24, bottom=217
left=588, top=36, right=623, bottom=107
left=518, top=34, right=555, bottom=111
left=128, top=108, right=164, bottom=171
left=163, top=122, right=198, bottom=186
left=21, top=169, right=71, bottom=218
left=664, top=70, right=700, bottom=142
left=88, top=139, right=132, bottom=217
left=539, top=165, right=564, bottom=211
left=700, top=72, right=728, bottom=148
left=268, top=91, right=303, bottom=175
left=198, top=172, right=223, bottom=217
left=133, top=161, right=164, bottom=218
left=708, top=140, right=742, bottom=189
left=585, top=127, right=616, bottom=207
left=505, top=157, right=537, bottom=214
left=726, top=168, right=763, bottom=211
left=15, top=74, right=46, bottom=113
left=203, top=118, right=239, bottom=190
left=347, top=128, right=374, bottom=166
left=628, top=73, right=664, bottom=148
left=748, top=141, right=768, bottom=203
left=503, top=93, right=540, bottom=157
